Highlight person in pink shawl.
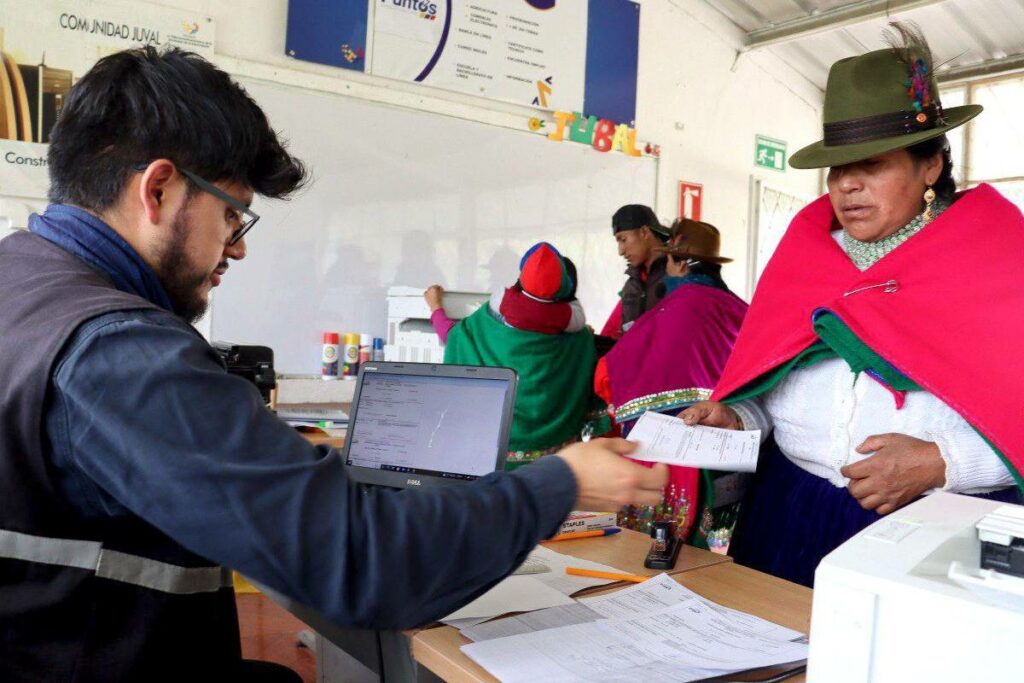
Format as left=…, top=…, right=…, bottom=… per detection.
left=595, top=218, right=747, bottom=549
left=681, top=25, right=1024, bottom=587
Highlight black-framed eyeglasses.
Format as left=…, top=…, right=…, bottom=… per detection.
left=133, top=163, right=259, bottom=245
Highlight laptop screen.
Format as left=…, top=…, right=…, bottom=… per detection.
left=344, top=363, right=516, bottom=487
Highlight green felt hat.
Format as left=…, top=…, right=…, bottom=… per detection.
left=790, top=46, right=983, bottom=169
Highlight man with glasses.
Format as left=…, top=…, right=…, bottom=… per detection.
left=0, top=48, right=667, bottom=681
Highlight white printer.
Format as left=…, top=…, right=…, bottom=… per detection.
left=383, top=286, right=488, bottom=363
left=808, top=491, right=1024, bottom=682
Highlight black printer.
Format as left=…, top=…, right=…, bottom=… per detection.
left=212, top=342, right=276, bottom=404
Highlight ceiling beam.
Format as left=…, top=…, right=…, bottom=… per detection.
left=743, top=0, right=946, bottom=51
left=937, top=53, right=1024, bottom=84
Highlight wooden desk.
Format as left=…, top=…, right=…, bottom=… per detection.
left=411, top=562, right=812, bottom=683
left=674, top=562, right=812, bottom=635
left=271, top=529, right=728, bottom=682
left=540, top=528, right=730, bottom=585
left=300, top=431, right=345, bottom=449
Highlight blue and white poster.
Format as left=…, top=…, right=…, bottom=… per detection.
left=286, top=0, right=639, bottom=124
left=285, top=0, right=369, bottom=72
left=372, top=1, right=588, bottom=115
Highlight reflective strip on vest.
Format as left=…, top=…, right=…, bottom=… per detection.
left=0, top=528, right=232, bottom=594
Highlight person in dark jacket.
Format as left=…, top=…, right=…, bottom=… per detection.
left=600, top=204, right=671, bottom=339
left=0, top=47, right=667, bottom=682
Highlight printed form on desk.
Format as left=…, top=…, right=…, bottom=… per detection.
left=441, top=545, right=628, bottom=624
left=628, top=412, right=761, bottom=472
left=461, top=574, right=808, bottom=683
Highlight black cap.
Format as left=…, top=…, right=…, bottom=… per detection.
left=612, top=204, right=668, bottom=240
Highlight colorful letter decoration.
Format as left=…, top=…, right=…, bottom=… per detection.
left=535, top=110, right=650, bottom=157
left=548, top=111, right=576, bottom=142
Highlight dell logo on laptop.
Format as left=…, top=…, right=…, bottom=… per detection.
left=406, top=478, right=421, bottom=486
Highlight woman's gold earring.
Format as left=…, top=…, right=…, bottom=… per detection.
left=923, top=186, right=936, bottom=221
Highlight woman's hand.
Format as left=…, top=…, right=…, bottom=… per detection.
left=841, top=433, right=947, bottom=516
left=423, top=285, right=445, bottom=312
left=677, top=401, right=743, bottom=430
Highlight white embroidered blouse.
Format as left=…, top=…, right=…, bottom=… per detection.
left=731, top=230, right=1015, bottom=493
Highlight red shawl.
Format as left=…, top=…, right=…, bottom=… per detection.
left=713, top=184, right=1024, bottom=481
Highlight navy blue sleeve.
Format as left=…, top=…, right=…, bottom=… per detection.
left=47, top=310, right=577, bottom=629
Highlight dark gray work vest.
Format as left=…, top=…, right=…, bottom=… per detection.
left=0, top=231, right=241, bottom=681
left=620, top=255, right=668, bottom=330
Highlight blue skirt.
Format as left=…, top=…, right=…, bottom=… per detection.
left=729, top=440, right=1023, bottom=587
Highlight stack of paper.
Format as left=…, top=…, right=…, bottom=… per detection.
left=275, top=402, right=349, bottom=428
left=461, top=574, right=808, bottom=682
left=442, top=576, right=575, bottom=622
left=441, top=545, right=631, bottom=625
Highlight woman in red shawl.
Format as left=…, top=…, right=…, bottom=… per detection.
left=682, top=25, right=1024, bottom=587
left=595, top=219, right=747, bottom=548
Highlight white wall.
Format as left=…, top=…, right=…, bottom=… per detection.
left=634, top=0, right=823, bottom=296
left=156, top=0, right=823, bottom=301
left=4, top=0, right=821, bottom=314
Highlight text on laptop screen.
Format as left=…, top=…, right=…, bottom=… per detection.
left=345, top=372, right=511, bottom=480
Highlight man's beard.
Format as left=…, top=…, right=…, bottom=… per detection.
left=156, top=208, right=215, bottom=324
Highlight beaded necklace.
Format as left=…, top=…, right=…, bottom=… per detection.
left=843, top=197, right=949, bottom=270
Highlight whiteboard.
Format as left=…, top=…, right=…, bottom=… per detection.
left=211, top=76, right=657, bottom=373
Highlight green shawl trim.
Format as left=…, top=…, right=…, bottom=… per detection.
left=812, top=313, right=920, bottom=391
left=722, top=312, right=1023, bottom=492
left=443, top=305, right=595, bottom=455
left=723, top=312, right=919, bottom=403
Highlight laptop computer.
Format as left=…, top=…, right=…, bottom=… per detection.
left=342, top=362, right=518, bottom=489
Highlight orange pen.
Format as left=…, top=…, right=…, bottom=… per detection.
left=543, top=528, right=621, bottom=543
left=565, top=567, right=649, bottom=583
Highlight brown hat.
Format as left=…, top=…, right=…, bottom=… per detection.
left=656, top=218, right=732, bottom=265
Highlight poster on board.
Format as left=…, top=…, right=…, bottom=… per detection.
left=0, top=0, right=215, bottom=199
left=286, top=0, right=639, bottom=125
left=371, top=1, right=587, bottom=114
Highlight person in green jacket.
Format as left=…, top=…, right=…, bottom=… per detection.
left=426, top=243, right=596, bottom=470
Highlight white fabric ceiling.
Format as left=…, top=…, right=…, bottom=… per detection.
left=704, top=0, right=1024, bottom=88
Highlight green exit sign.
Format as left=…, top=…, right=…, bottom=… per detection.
left=755, top=135, right=787, bottom=171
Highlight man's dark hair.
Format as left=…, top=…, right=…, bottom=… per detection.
left=48, top=46, right=307, bottom=211
left=907, top=134, right=956, bottom=202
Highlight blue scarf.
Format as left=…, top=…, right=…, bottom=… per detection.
left=663, top=272, right=725, bottom=296
left=29, top=204, right=174, bottom=312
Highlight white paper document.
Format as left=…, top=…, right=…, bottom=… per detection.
left=464, top=572, right=713, bottom=642
left=461, top=574, right=808, bottom=683
left=525, top=545, right=626, bottom=595
left=628, top=412, right=761, bottom=472
left=443, top=545, right=633, bottom=623
left=462, top=602, right=604, bottom=642
left=442, top=576, right=575, bottom=621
